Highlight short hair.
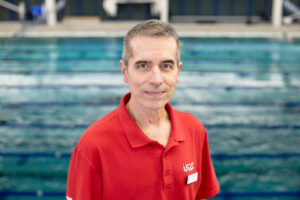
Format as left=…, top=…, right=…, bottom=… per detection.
left=122, top=19, right=180, bottom=66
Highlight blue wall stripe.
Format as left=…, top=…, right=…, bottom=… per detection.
left=265, top=0, right=271, bottom=21
left=179, top=0, right=185, bottom=15
left=0, top=122, right=299, bottom=129
left=231, top=0, right=236, bottom=15
left=93, top=0, right=98, bottom=15
left=8, top=0, right=15, bottom=20
left=247, top=0, right=254, bottom=17
left=77, top=0, right=82, bottom=15
left=197, top=0, right=202, bottom=15
left=213, top=0, right=219, bottom=16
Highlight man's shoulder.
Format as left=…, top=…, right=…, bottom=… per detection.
left=173, top=108, right=204, bottom=127
left=71, top=108, right=123, bottom=161
left=172, top=108, right=207, bottom=142
left=86, top=108, right=120, bottom=133
left=77, top=108, right=121, bottom=146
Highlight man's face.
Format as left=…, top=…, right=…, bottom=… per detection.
left=120, top=36, right=182, bottom=111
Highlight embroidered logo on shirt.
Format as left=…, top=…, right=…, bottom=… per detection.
left=182, top=162, right=194, bottom=172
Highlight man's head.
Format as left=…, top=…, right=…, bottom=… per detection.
left=120, top=20, right=182, bottom=111
left=122, top=19, right=180, bottom=66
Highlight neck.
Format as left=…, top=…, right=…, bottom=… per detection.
left=126, top=98, right=169, bottom=128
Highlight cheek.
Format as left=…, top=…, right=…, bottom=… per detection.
left=166, top=75, right=179, bottom=86
left=123, top=74, right=128, bottom=83
left=127, top=74, right=146, bottom=89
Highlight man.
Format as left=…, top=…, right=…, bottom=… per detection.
left=66, top=19, right=219, bottom=200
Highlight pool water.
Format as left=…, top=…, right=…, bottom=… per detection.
left=0, top=37, right=300, bottom=199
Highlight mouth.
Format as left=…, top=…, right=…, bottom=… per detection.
left=145, top=91, right=166, bottom=96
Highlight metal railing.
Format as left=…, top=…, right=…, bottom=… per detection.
left=0, top=0, right=25, bottom=20
left=0, top=0, right=66, bottom=47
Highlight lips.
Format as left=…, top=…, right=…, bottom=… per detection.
left=145, top=91, right=166, bottom=96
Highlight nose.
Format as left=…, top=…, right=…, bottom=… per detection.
left=149, top=66, right=163, bottom=86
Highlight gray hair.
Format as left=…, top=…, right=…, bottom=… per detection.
left=122, top=19, right=180, bottom=66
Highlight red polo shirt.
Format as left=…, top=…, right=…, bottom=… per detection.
left=66, top=93, right=219, bottom=200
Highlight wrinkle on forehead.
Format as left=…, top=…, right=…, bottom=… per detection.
left=129, top=36, right=178, bottom=65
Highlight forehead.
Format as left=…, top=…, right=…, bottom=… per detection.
left=129, top=36, right=178, bottom=61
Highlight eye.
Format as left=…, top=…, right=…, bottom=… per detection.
left=161, top=63, right=173, bottom=70
left=136, top=63, right=148, bottom=69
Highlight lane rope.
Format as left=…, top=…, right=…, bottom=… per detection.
left=0, top=152, right=300, bottom=159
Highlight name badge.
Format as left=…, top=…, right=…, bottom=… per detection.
left=187, top=172, right=198, bottom=184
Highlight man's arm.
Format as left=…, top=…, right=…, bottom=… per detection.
left=66, top=147, right=102, bottom=200
left=195, top=129, right=220, bottom=199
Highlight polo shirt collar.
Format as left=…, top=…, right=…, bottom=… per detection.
left=117, top=93, right=185, bottom=149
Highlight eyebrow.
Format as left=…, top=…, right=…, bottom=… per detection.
left=161, top=60, right=175, bottom=64
left=134, top=59, right=175, bottom=65
left=135, top=60, right=151, bottom=65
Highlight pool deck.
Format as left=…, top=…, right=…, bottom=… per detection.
left=0, top=20, right=300, bottom=39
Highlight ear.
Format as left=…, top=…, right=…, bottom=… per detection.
left=178, top=62, right=182, bottom=74
left=175, top=62, right=182, bottom=83
left=120, top=60, right=128, bottom=83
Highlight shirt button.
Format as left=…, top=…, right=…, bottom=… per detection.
left=164, top=175, right=173, bottom=186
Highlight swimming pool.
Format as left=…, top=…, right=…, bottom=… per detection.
left=0, top=37, right=300, bottom=199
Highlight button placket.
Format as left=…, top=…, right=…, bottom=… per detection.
left=162, top=153, right=173, bottom=188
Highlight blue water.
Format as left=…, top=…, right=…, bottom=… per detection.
left=0, top=37, right=300, bottom=200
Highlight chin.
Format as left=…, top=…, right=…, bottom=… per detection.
left=145, top=99, right=168, bottom=110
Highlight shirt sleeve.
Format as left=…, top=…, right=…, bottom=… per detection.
left=196, top=130, right=220, bottom=199
left=66, top=146, right=102, bottom=200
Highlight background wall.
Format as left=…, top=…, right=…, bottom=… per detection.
left=0, top=0, right=300, bottom=22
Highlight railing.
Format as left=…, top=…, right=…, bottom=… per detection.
left=0, top=0, right=25, bottom=19
left=283, top=0, right=300, bottom=23
left=0, top=0, right=66, bottom=46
